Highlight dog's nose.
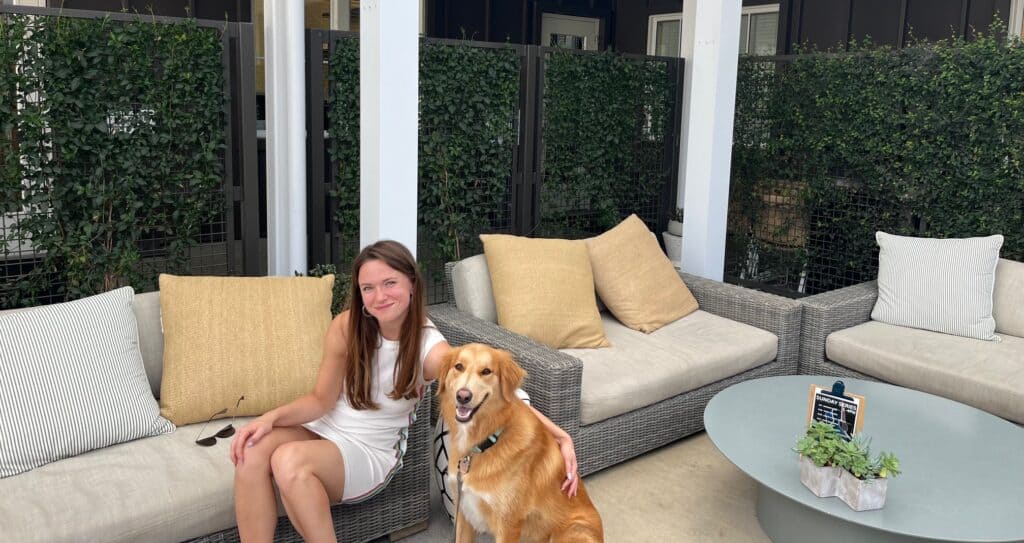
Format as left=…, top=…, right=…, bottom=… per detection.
left=456, top=388, right=473, bottom=405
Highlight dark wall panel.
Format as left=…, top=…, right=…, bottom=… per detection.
left=613, top=0, right=683, bottom=55
left=905, top=0, right=963, bottom=43
left=967, top=0, right=1012, bottom=37
left=614, top=0, right=651, bottom=54
left=194, top=0, right=248, bottom=22
left=52, top=0, right=125, bottom=10
left=128, top=0, right=188, bottom=17
left=446, top=0, right=487, bottom=40
left=490, top=0, right=525, bottom=44
left=799, top=0, right=851, bottom=51
left=850, top=0, right=901, bottom=46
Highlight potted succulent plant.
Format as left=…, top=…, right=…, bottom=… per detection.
left=794, top=421, right=844, bottom=497
left=663, top=207, right=684, bottom=264
left=794, top=422, right=902, bottom=510
left=834, top=439, right=901, bottom=511
left=667, top=207, right=684, bottom=236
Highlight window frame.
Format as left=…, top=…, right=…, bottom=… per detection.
left=647, top=12, right=683, bottom=57
left=739, top=4, right=780, bottom=56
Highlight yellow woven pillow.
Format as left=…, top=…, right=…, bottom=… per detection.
left=585, top=214, right=698, bottom=332
left=158, top=274, right=334, bottom=425
left=480, top=234, right=609, bottom=349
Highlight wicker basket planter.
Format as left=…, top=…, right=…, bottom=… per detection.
left=837, top=469, right=888, bottom=511
left=798, top=455, right=840, bottom=497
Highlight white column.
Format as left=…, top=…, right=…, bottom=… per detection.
left=359, top=0, right=419, bottom=257
left=264, top=0, right=307, bottom=276
left=677, top=0, right=742, bottom=281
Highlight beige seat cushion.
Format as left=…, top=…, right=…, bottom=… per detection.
left=827, top=321, right=1024, bottom=424
left=480, top=234, right=609, bottom=349
left=993, top=258, right=1024, bottom=338
left=563, top=311, right=777, bottom=425
left=159, top=274, right=334, bottom=425
left=0, top=418, right=260, bottom=543
left=585, top=214, right=698, bottom=332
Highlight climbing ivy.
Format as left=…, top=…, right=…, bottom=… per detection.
left=326, top=38, right=519, bottom=273
left=731, top=26, right=1024, bottom=294
left=1, top=14, right=225, bottom=308
left=539, top=50, right=675, bottom=238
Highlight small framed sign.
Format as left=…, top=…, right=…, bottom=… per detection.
left=806, top=381, right=866, bottom=439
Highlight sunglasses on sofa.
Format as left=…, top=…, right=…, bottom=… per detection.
left=195, top=395, right=245, bottom=447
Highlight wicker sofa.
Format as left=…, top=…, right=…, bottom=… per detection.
left=429, top=257, right=803, bottom=476
left=799, top=258, right=1024, bottom=425
left=0, top=291, right=431, bottom=543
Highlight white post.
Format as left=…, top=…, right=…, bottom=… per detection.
left=677, top=0, right=742, bottom=281
left=359, top=0, right=419, bottom=257
left=264, top=0, right=307, bottom=276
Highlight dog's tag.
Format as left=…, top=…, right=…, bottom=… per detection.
left=458, top=455, right=472, bottom=475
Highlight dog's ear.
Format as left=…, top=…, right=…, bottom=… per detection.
left=436, top=346, right=461, bottom=395
left=495, top=348, right=527, bottom=402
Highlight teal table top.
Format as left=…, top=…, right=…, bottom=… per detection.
left=705, top=375, right=1024, bottom=542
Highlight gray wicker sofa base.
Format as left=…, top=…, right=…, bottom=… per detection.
left=0, top=291, right=431, bottom=543
left=799, top=278, right=1024, bottom=425
left=430, top=264, right=803, bottom=476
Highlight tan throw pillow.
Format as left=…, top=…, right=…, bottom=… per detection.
left=158, top=274, right=334, bottom=425
left=480, top=234, right=609, bottom=349
left=586, top=214, right=698, bottom=332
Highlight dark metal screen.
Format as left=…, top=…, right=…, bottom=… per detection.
left=0, top=5, right=259, bottom=309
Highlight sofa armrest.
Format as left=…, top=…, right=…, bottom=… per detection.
left=679, top=272, right=803, bottom=374
left=798, top=281, right=878, bottom=374
left=428, top=303, right=584, bottom=433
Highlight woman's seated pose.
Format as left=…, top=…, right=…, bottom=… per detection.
left=230, top=240, right=577, bottom=542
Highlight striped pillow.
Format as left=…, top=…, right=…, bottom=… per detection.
left=0, top=287, right=174, bottom=478
left=871, top=232, right=1004, bottom=341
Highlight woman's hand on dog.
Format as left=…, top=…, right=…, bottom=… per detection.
left=556, top=434, right=579, bottom=498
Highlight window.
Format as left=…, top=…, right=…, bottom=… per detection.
left=1011, top=0, right=1024, bottom=40
left=647, top=13, right=682, bottom=57
left=739, top=5, right=779, bottom=56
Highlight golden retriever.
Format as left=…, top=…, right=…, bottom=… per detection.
left=438, top=343, right=604, bottom=543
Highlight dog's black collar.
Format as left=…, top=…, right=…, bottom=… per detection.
left=471, top=428, right=504, bottom=454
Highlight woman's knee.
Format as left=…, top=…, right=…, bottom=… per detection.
left=269, top=443, right=314, bottom=492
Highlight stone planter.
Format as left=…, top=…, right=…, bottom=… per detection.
left=661, top=231, right=681, bottom=265
left=837, top=469, right=888, bottom=511
left=667, top=219, right=683, bottom=236
left=798, top=455, right=840, bottom=498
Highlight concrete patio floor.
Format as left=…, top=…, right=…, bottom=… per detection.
left=390, top=432, right=771, bottom=542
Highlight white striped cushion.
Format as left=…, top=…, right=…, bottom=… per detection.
left=871, top=232, right=1004, bottom=341
left=0, top=287, right=174, bottom=478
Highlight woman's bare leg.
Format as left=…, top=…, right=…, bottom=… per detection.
left=271, top=440, right=347, bottom=543
left=234, top=426, right=319, bottom=543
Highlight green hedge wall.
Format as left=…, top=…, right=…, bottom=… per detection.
left=540, top=50, right=675, bottom=238
left=327, top=38, right=520, bottom=276
left=731, top=29, right=1024, bottom=294
left=1, top=15, right=225, bottom=307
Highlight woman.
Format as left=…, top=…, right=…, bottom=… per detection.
left=231, top=240, right=578, bottom=542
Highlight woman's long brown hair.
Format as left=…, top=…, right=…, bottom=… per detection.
left=344, top=240, right=427, bottom=410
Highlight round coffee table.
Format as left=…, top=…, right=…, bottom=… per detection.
left=704, top=375, right=1024, bottom=543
